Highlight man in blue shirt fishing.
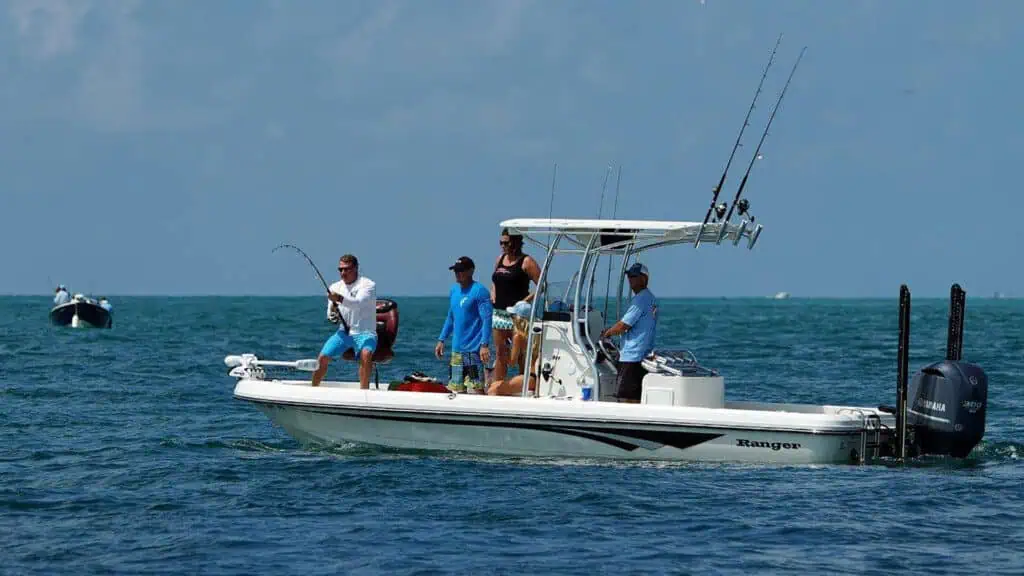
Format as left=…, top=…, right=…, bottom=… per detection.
left=435, top=256, right=493, bottom=394
left=600, top=263, right=658, bottom=403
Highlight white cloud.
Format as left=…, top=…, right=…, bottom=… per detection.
left=3, top=0, right=616, bottom=143
left=472, top=0, right=531, bottom=54
left=8, top=0, right=90, bottom=60
left=73, top=0, right=145, bottom=131
left=315, top=1, right=604, bottom=158
left=6, top=0, right=225, bottom=132
left=326, top=1, right=401, bottom=74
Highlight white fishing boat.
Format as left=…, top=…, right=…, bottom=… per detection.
left=226, top=218, right=988, bottom=465
left=227, top=41, right=987, bottom=464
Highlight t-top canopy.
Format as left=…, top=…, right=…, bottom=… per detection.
left=499, top=217, right=763, bottom=254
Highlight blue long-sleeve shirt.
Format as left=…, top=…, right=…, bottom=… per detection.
left=438, top=281, right=493, bottom=352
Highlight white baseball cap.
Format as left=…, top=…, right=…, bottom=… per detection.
left=506, top=300, right=533, bottom=318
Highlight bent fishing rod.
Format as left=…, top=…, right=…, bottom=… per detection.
left=695, top=33, right=783, bottom=249
left=273, top=243, right=350, bottom=334
left=723, top=45, right=807, bottom=224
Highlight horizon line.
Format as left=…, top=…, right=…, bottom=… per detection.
left=2, top=292, right=1016, bottom=300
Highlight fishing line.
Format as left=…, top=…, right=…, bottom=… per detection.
left=273, top=243, right=350, bottom=334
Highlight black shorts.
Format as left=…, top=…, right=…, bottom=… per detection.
left=616, top=361, right=648, bottom=402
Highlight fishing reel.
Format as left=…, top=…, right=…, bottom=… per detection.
left=712, top=202, right=728, bottom=222
left=736, top=198, right=756, bottom=223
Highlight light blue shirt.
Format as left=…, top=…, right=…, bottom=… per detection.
left=99, top=300, right=112, bottom=311
left=619, top=288, right=658, bottom=362
left=54, top=290, right=70, bottom=306
left=438, top=281, right=493, bottom=352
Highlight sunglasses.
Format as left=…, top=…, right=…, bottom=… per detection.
left=499, top=240, right=513, bottom=246
left=338, top=266, right=354, bottom=273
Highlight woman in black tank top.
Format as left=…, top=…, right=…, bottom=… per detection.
left=489, top=228, right=541, bottom=385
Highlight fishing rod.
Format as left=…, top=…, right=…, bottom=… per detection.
left=272, top=243, right=350, bottom=334
left=723, top=45, right=807, bottom=224
left=587, top=165, right=614, bottom=315
left=603, top=165, right=623, bottom=323
left=548, top=162, right=558, bottom=222
left=695, top=33, right=783, bottom=249
left=596, top=165, right=612, bottom=218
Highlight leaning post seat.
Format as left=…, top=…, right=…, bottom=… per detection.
left=341, top=298, right=399, bottom=364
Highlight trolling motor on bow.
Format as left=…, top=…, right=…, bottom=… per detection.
left=879, top=283, right=988, bottom=460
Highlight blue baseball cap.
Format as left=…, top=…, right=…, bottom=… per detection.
left=625, top=262, right=649, bottom=277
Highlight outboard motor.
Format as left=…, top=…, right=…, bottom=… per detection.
left=906, top=360, right=987, bottom=458
left=886, top=283, right=988, bottom=460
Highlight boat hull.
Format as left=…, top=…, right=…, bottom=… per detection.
left=235, top=379, right=886, bottom=464
left=49, top=301, right=112, bottom=328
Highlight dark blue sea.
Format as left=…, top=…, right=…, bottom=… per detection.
left=2, top=296, right=1021, bottom=575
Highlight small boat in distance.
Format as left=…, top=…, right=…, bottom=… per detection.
left=50, top=293, right=113, bottom=329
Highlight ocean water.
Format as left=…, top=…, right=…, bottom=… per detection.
left=1, top=295, right=1021, bottom=575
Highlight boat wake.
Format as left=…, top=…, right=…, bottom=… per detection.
left=253, top=435, right=1024, bottom=471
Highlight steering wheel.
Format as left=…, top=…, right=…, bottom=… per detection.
left=597, top=335, right=620, bottom=364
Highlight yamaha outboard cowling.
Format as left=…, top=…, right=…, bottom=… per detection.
left=907, top=360, right=987, bottom=458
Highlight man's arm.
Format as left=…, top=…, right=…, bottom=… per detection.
left=601, top=320, right=632, bottom=339
left=347, top=279, right=375, bottom=303
left=601, top=296, right=644, bottom=339
left=438, top=308, right=453, bottom=341
left=438, top=290, right=454, bottom=341
left=326, top=285, right=340, bottom=321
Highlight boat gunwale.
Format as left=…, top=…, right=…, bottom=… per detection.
left=233, top=379, right=890, bottom=436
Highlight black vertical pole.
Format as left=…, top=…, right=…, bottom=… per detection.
left=896, top=284, right=911, bottom=460
left=946, top=283, right=966, bottom=362
left=950, top=282, right=958, bottom=358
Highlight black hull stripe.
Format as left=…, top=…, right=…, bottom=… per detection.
left=252, top=399, right=727, bottom=451
left=238, top=395, right=862, bottom=437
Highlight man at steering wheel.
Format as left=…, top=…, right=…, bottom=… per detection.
left=599, top=263, right=658, bottom=403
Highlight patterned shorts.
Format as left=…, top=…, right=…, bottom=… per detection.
left=492, top=309, right=514, bottom=331
left=449, top=351, right=484, bottom=393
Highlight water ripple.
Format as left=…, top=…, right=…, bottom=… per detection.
left=1, top=296, right=1022, bottom=575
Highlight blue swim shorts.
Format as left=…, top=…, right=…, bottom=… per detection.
left=319, top=331, right=378, bottom=358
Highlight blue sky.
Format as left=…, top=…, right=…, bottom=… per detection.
left=1, top=0, right=1020, bottom=297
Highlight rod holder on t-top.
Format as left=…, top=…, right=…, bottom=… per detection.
left=946, top=283, right=966, bottom=362
left=694, top=34, right=782, bottom=249
left=695, top=40, right=806, bottom=248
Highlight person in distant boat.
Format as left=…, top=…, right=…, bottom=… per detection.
left=98, top=297, right=113, bottom=328
left=490, top=228, right=541, bottom=384
left=53, top=285, right=70, bottom=306
left=311, top=254, right=378, bottom=389
left=435, top=256, right=493, bottom=394
left=600, top=263, right=658, bottom=404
